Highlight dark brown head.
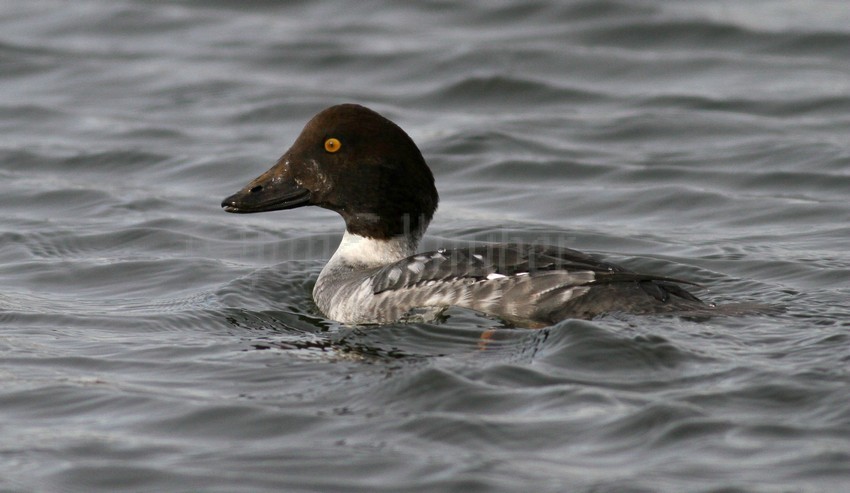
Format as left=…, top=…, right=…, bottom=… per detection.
left=221, top=104, right=438, bottom=240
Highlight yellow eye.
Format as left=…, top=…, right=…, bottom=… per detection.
left=324, top=137, right=341, bottom=153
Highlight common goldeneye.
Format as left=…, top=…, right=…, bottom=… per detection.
left=222, top=103, right=714, bottom=327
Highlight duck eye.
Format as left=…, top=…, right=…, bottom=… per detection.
left=324, top=138, right=341, bottom=153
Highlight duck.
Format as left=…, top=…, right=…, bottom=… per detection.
left=221, top=103, right=715, bottom=327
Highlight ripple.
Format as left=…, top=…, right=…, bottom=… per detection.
left=424, top=75, right=606, bottom=108
left=641, top=93, right=850, bottom=118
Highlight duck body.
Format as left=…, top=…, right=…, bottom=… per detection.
left=222, top=104, right=711, bottom=327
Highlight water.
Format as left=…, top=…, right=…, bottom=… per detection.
left=1, top=1, right=849, bottom=491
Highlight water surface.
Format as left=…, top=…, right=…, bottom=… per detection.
left=1, top=1, right=849, bottom=492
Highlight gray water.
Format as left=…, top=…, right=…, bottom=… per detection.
left=2, top=1, right=849, bottom=492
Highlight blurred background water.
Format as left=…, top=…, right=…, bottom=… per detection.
left=1, top=1, right=849, bottom=492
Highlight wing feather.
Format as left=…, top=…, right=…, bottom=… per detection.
left=373, top=243, right=696, bottom=293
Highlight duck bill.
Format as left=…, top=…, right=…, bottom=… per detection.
left=221, top=162, right=311, bottom=214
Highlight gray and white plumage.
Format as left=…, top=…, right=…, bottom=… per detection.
left=311, top=233, right=704, bottom=327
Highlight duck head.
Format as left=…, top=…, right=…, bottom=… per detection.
left=221, top=104, right=438, bottom=240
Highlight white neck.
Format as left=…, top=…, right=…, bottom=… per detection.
left=326, top=231, right=418, bottom=270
